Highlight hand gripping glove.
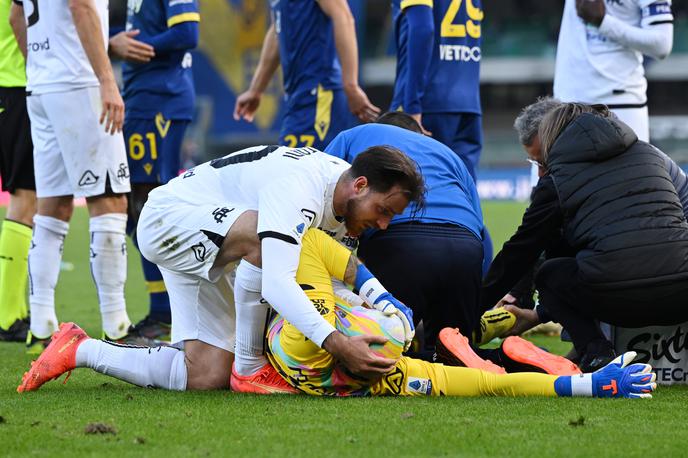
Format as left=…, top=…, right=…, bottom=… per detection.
left=355, top=264, right=415, bottom=350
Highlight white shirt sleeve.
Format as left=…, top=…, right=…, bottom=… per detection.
left=257, top=175, right=336, bottom=347
left=599, top=2, right=673, bottom=60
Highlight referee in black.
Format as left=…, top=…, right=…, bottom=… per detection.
left=0, top=1, right=36, bottom=342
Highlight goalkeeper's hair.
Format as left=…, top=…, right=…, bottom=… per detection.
left=375, top=111, right=423, bottom=134
left=514, top=96, right=562, bottom=146
left=349, top=145, right=426, bottom=212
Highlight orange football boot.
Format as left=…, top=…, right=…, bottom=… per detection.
left=436, top=328, right=506, bottom=374
left=501, top=336, right=581, bottom=375
left=230, top=363, right=300, bottom=395
left=18, top=322, right=89, bottom=393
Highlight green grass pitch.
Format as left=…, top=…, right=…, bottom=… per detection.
left=1, top=203, right=687, bottom=457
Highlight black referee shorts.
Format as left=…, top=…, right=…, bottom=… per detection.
left=357, top=222, right=484, bottom=354
left=0, top=87, right=35, bottom=193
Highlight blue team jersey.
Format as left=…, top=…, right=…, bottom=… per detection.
left=122, top=0, right=199, bottom=120
left=270, top=0, right=342, bottom=97
left=391, top=0, right=482, bottom=114
left=325, top=124, right=484, bottom=239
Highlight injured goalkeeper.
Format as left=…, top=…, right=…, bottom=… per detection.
left=253, top=229, right=655, bottom=398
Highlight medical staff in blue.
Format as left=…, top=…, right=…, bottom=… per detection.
left=325, top=113, right=486, bottom=360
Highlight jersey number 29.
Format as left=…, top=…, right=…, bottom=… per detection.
left=440, top=0, right=483, bottom=39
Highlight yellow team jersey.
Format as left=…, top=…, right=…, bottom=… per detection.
left=0, top=0, right=26, bottom=87
left=267, top=228, right=559, bottom=397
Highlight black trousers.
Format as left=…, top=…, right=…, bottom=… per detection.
left=358, top=223, right=484, bottom=354
left=536, top=257, right=688, bottom=354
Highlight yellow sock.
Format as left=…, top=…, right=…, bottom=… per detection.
left=0, top=220, right=32, bottom=330
left=372, top=357, right=558, bottom=397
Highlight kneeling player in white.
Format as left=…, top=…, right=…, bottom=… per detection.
left=18, top=144, right=425, bottom=392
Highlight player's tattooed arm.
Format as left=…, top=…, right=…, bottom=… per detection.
left=9, top=2, right=27, bottom=59
left=343, top=253, right=361, bottom=286
left=233, top=23, right=280, bottom=122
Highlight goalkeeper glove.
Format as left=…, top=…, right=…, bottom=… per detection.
left=355, top=264, right=415, bottom=350
left=553, top=351, right=656, bottom=398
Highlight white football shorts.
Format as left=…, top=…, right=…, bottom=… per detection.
left=137, top=195, right=249, bottom=351
left=160, top=265, right=236, bottom=352
left=27, top=86, right=131, bottom=198
left=137, top=194, right=249, bottom=283
left=610, top=106, right=649, bottom=143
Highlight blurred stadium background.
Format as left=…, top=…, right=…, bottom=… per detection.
left=109, top=0, right=688, bottom=200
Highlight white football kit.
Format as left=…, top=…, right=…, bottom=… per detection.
left=138, top=146, right=352, bottom=350
left=554, top=0, right=674, bottom=141
left=21, top=0, right=130, bottom=197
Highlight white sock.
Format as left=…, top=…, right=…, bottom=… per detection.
left=233, top=259, right=269, bottom=376
left=28, top=215, right=69, bottom=338
left=75, top=339, right=187, bottom=390
left=90, top=213, right=131, bottom=339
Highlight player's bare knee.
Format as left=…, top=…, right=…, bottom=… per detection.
left=183, top=341, right=233, bottom=390
left=37, top=196, right=74, bottom=222
left=87, top=193, right=128, bottom=216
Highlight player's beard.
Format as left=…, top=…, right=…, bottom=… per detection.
left=344, top=196, right=365, bottom=236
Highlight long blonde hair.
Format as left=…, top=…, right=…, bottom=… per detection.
left=538, top=103, right=612, bottom=163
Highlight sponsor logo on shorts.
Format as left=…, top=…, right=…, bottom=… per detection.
left=191, top=242, right=207, bottom=262
left=117, top=163, right=130, bottom=180
left=212, top=207, right=234, bottom=224
left=183, top=168, right=195, bottom=179
left=78, top=170, right=99, bottom=187
left=155, top=113, right=171, bottom=138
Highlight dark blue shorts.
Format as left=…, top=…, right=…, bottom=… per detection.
left=124, top=116, right=189, bottom=184
left=357, top=222, right=484, bottom=354
left=422, top=112, right=482, bottom=181
left=279, top=86, right=357, bottom=150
